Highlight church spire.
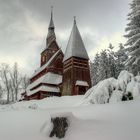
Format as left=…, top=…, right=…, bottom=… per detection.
left=46, top=6, right=56, bottom=47
left=49, top=6, right=54, bottom=29
left=63, top=17, right=89, bottom=62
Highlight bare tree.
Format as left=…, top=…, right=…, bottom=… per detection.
left=0, top=84, right=4, bottom=99
left=9, top=79, right=15, bottom=102
left=10, top=63, right=22, bottom=101
left=21, top=75, right=29, bottom=92
left=0, top=63, right=29, bottom=103
left=0, top=64, right=11, bottom=103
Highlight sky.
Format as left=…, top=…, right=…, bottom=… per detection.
left=0, top=0, right=132, bottom=76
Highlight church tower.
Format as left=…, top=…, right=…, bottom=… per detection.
left=62, top=18, right=91, bottom=96
left=41, top=7, right=60, bottom=66
left=25, top=8, right=64, bottom=100
left=22, top=12, right=91, bottom=100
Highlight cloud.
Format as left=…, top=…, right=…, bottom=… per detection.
left=88, top=32, right=126, bottom=59
left=0, top=0, right=131, bottom=76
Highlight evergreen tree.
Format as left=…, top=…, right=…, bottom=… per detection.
left=90, top=53, right=100, bottom=86
left=115, top=43, right=128, bottom=77
left=98, top=50, right=109, bottom=81
left=125, top=0, right=140, bottom=75
left=90, top=44, right=128, bottom=86
left=107, top=44, right=117, bottom=78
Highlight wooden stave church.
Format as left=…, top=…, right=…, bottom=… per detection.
left=22, top=10, right=91, bottom=100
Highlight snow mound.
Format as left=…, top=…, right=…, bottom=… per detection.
left=0, top=95, right=83, bottom=111
left=135, top=75, right=140, bottom=82
left=82, top=78, right=117, bottom=104
left=82, top=70, right=140, bottom=104
left=109, top=90, right=123, bottom=103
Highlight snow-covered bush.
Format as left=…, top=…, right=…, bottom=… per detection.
left=82, top=70, right=140, bottom=104
left=135, top=76, right=140, bottom=83
left=83, top=78, right=117, bottom=104
left=109, top=90, right=123, bottom=103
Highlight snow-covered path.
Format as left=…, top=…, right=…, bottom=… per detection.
left=0, top=96, right=140, bottom=140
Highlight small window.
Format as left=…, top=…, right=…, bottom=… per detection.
left=42, top=56, right=45, bottom=62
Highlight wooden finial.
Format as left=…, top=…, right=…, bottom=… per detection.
left=74, top=16, right=76, bottom=24
left=51, top=6, right=53, bottom=18
left=51, top=6, right=53, bottom=11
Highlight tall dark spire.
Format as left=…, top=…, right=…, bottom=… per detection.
left=49, top=6, right=54, bottom=29
left=46, top=6, right=56, bottom=47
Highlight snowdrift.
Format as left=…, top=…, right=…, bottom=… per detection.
left=82, top=70, right=140, bottom=104
left=1, top=97, right=140, bottom=140
left=0, top=71, right=140, bottom=140
left=0, top=95, right=83, bottom=111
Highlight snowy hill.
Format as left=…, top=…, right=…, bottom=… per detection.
left=0, top=96, right=140, bottom=140
left=0, top=70, right=140, bottom=140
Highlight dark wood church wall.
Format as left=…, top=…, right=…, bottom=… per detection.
left=41, top=41, right=59, bottom=66
left=62, top=68, right=73, bottom=96
left=62, top=57, right=91, bottom=96
left=47, top=52, right=64, bottom=75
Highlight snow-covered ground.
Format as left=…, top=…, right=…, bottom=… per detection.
left=0, top=95, right=140, bottom=140
left=1, top=70, right=140, bottom=140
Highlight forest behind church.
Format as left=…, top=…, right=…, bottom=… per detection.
left=90, top=0, right=140, bottom=86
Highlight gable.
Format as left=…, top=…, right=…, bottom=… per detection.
left=48, top=50, right=64, bottom=69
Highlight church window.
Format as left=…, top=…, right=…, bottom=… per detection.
left=42, top=56, right=45, bottom=62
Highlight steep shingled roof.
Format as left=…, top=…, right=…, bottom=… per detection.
left=63, top=18, right=89, bottom=62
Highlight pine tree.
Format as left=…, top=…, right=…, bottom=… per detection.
left=98, top=50, right=109, bottom=81
left=115, top=43, right=128, bottom=77
left=90, top=44, right=128, bottom=85
left=125, top=0, right=140, bottom=75
left=90, top=53, right=100, bottom=86
left=107, top=44, right=117, bottom=78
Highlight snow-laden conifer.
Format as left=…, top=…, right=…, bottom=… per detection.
left=125, top=0, right=140, bottom=75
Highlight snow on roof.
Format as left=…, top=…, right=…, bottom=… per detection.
left=27, top=85, right=60, bottom=96
left=31, top=49, right=61, bottom=78
left=63, top=19, right=89, bottom=62
left=76, top=80, right=89, bottom=87
left=46, top=37, right=56, bottom=49
left=27, top=72, right=62, bottom=95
